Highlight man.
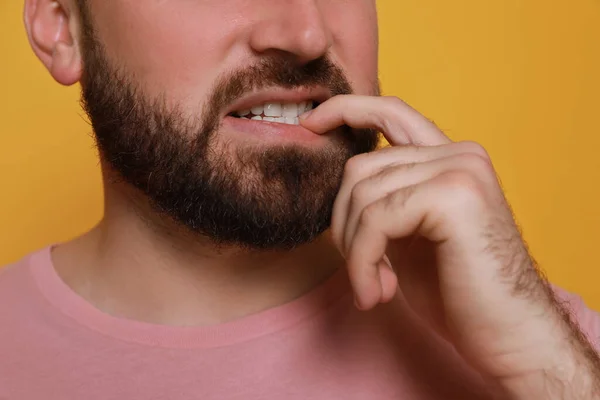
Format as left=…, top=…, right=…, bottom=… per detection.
left=0, top=0, right=598, bottom=398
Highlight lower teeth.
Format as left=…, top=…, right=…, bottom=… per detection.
left=239, top=115, right=300, bottom=125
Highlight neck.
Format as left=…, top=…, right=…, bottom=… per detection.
left=52, top=180, right=345, bottom=326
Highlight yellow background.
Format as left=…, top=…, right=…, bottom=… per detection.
left=1, top=1, right=599, bottom=308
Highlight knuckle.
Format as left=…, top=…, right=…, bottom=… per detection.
left=437, top=171, right=486, bottom=209
left=390, top=185, right=414, bottom=208
left=350, top=181, right=374, bottom=208
left=459, top=153, right=495, bottom=176
left=457, top=141, right=491, bottom=162
left=439, top=170, right=477, bottom=190
left=359, top=203, right=379, bottom=226
left=383, top=96, right=405, bottom=107
left=378, top=96, right=408, bottom=134
left=344, top=155, right=369, bottom=180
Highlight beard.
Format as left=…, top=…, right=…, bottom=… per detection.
left=77, top=9, right=380, bottom=251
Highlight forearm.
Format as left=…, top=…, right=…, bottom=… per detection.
left=499, top=306, right=600, bottom=400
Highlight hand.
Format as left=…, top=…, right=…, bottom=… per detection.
left=300, top=95, right=600, bottom=398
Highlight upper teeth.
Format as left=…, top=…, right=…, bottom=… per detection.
left=236, top=101, right=314, bottom=122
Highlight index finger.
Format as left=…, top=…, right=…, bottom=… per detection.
left=300, top=95, right=451, bottom=147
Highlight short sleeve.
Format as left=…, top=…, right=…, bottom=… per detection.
left=552, top=285, right=600, bottom=350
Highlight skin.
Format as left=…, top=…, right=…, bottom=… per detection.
left=24, top=0, right=378, bottom=325
left=23, top=0, right=600, bottom=398
left=301, top=96, right=600, bottom=397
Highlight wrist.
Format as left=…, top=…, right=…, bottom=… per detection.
left=500, top=364, right=600, bottom=400
left=496, top=322, right=600, bottom=400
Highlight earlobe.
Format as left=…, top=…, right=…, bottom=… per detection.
left=24, top=0, right=82, bottom=86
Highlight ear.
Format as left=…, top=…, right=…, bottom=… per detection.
left=24, top=0, right=83, bottom=85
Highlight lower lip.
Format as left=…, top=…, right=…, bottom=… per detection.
left=221, top=116, right=326, bottom=144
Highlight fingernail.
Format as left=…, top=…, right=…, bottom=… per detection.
left=299, top=110, right=313, bottom=121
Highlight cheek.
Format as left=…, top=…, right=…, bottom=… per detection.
left=86, top=0, right=379, bottom=103
left=89, top=1, right=242, bottom=105
left=325, top=1, right=379, bottom=95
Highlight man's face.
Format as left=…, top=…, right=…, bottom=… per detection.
left=77, top=0, right=381, bottom=250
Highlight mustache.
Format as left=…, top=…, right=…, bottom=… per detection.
left=205, top=56, right=354, bottom=120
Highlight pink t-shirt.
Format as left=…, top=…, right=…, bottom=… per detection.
left=0, top=248, right=599, bottom=399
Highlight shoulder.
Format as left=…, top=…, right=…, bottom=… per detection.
left=0, top=247, right=51, bottom=304
left=0, top=255, right=29, bottom=287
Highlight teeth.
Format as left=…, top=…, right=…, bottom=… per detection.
left=236, top=100, right=316, bottom=126
left=264, top=103, right=282, bottom=117
left=298, top=101, right=307, bottom=114
left=251, top=105, right=264, bottom=116
left=305, top=101, right=314, bottom=113
left=282, top=103, right=299, bottom=118
left=248, top=116, right=300, bottom=126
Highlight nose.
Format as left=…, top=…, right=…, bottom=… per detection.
left=248, top=0, right=333, bottom=64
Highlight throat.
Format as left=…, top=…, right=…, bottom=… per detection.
left=51, top=224, right=345, bottom=326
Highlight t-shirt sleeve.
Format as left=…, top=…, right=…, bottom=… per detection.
left=553, top=285, right=600, bottom=351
